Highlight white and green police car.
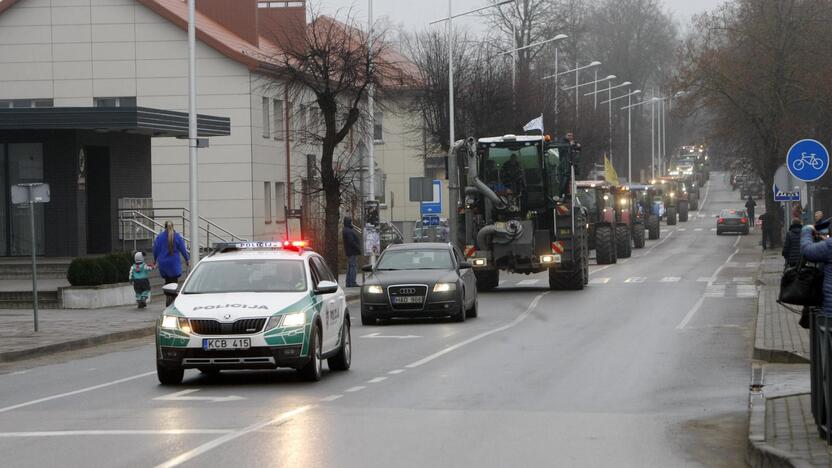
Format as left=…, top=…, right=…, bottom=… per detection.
left=155, top=241, right=351, bottom=385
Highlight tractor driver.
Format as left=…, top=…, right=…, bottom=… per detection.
left=501, top=153, right=526, bottom=194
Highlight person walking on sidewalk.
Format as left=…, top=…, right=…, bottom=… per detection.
left=782, top=218, right=803, bottom=267
left=342, top=217, right=361, bottom=288
left=801, top=224, right=832, bottom=315
left=129, top=252, right=154, bottom=309
left=745, top=196, right=756, bottom=226
left=153, top=221, right=190, bottom=305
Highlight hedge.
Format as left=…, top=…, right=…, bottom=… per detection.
left=67, top=252, right=142, bottom=287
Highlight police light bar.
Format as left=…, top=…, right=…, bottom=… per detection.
left=213, top=240, right=309, bottom=252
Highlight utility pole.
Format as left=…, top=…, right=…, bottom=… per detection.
left=368, top=0, right=376, bottom=266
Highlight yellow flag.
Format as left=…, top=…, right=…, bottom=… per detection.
left=604, top=154, right=620, bottom=185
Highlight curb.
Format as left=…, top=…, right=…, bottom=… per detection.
left=0, top=293, right=361, bottom=363
left=0, top=325, right=156, bottom=363
left=747, top=391, right=815, bottom=468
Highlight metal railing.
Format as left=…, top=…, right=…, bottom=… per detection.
left=118, top=207, right=244, bottom=253
left=811, top=311, right=832, bottom=443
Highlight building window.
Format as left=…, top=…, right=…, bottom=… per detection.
left=264, top=182, right=272, bottom=223
left=373, top=111, right=383, bottom=142
left=275, top=182, right=286, bottom=221
left=0, top=99, right=54, bottom=108
left=273, top=99, right=284, bottom=141
left=262, top=97, right=270, bottom=138
left=94, top=97, right=136, bottom=107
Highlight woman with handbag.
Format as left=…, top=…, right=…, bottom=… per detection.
left=801, top=225, right=832, bottom=314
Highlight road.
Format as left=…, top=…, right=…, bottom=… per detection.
left=0, top=173, right=761, bottom=467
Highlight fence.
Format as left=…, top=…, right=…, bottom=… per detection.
left=811, top=311, right=832, bottom=443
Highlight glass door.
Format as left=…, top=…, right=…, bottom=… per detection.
left=9, top=143, right=44, bottom=256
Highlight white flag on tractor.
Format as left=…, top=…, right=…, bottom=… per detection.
left=523, top=114, right=544, bottom=133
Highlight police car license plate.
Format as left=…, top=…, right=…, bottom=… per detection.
left=393, top=296, right=423, bottom=304
left=203, top=338, right=251, bottom=351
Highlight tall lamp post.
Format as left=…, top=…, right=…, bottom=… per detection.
left=542, top=60, right=601, bottom=130
left=621, top=96, right=659, bottom=183
left=600, top=89, right=641, bottom=181
left=187, top=0, right=199, bottom=262
left=498, top=34, right=568, bottom=94
left=585, top=81, right=631, bottom=161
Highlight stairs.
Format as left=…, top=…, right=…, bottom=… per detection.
left=0, top=258, right=72, bottom=280
left=0, top=290, right=60, bottom=309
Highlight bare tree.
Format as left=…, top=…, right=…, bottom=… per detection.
left=261, top=8, right=391, bottom=272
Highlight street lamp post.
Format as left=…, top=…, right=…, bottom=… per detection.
left=600, top=89, right=641, bottom=179
left=187, top=0, right=199, bottom=262
left=621, top=97, right=659, bottom=183
left=542, top=60, right=600, bottom=131
left=585, top=81, right=631, bottom=162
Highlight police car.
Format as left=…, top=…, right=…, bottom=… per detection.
left=155, top=241, right=351, bottom=385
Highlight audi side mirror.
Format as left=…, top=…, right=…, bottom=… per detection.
left=361, top=265, right=374, bottom=273
left=458, top=262, right=473, bottom=269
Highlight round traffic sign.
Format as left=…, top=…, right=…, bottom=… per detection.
left=787, top=139, right=829, bottom=182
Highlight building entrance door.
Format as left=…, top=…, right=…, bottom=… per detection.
left=86, top=147, right=111, bottom=254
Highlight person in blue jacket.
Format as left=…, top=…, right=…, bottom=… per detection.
left=801, top=220, right=832, bottom=315
left=153, top=221, right=190, bottom=287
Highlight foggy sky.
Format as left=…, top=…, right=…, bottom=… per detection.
left=312, top=0, right=725, bottom=31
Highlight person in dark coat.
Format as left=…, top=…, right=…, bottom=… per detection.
left=745, top=196, right=756, bottom=224
left=153, top=221, right=190, bottom=287
left=801, top=224, right=832, bottom=315
left=782, top=218, right=803, bottom=267
left=342, top=217, right=362, bottom=287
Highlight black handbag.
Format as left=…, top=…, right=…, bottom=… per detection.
left=779, top=257, right=824, bottom=307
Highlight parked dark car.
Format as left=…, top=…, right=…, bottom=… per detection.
left=716, top=209, right=750, bottom=235
left=360, top=243, right=477, bottom=325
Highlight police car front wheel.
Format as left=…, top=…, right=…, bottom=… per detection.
left=298, top=324, right=323, bottom=382
left=157, top=362, right=184, bottom=385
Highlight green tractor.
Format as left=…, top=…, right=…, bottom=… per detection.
left=655, top=177, right=690, bottom=224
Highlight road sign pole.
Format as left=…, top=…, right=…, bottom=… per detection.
left=29, top=188, right=39, bottom=332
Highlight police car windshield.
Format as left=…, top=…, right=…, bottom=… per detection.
left=376, top=249, right=453, bottom=270
left=182, top=259, right=307, bottom=294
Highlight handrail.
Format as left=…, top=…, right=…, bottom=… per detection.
left=178, top=207, right=244, bottom=241
left=117, top=206, right=244, bottom=251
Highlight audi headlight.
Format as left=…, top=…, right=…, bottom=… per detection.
left=281, top=312, right=306, bottom=328
left=433, top=283, right=457, bottom=293
left=364, top=284, right=383, bottom=295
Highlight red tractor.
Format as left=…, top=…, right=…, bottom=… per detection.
left=576, top=180, right=619, bottom=264
left=613, top=185, right=646, bottom=252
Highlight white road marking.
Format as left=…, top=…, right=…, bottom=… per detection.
left=155, top=405, right=313, bottom=468
left=737, top=285, right=759, bottom=298
left=660, top=277, right=681, bottom=283
left=516, top=279, right=540, bottom=286
left=725, top=262, right=740, bottom=267
left=345, top=386, right=366, bottom=393
left=361, top=332, right=421, bottom=339
left=7, top=370, right=28, bottom=376
left=676, top=246, right=741, bottom=330
left=320, top=394, right=343, bottom=402
left=0, top=429, right=234, bottom=438
left=637, top=230, right=675, bottom=257
left=733, top=277, right=753, bottom=283
left=154, top=389, right=244, bottom=403
left=388, top=369, right=405, bottom=375
left=745, top=262, right=760, bottom=268
left=589, top=264, right=613, bottom=275
left=694, top=228, right=703, bottom=232
left=589, top=277, right=610, bottom=284
left=678, top=228, right=687, bottom=232
left=697, top=277, right=715, bottom=282
left=700, top=180, right=711, bottom=208
left=710, top=228, right=717, bottom=231
left=624, top=277, right=646, bottom=283
left=0, top=371, right=155, bottom=414
left=406, top=292, right=548, bottom=369
left=367, top=377, right=387, bottom=384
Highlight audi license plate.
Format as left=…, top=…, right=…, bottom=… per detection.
left=393, top=296, right=423, bottom=304
left=203, top=338, right=251, bottom=351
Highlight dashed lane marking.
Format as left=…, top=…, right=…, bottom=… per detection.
left=624, top=277, right=646, bottom=283
left=0, top=429, right=235, bottom=438
left=694, top=228, right=703, bottom=232
left=345, top=386, right=366, bottom=393
left=697, top=277, right=715, bottom=282
left=589, top=277, right=610, bottom=284
left=710, top=228, right=717, bottom=231
left=367, top=377, right=387, bottom=384
left=676, top=245, right=741, bottom=330
left=320, top=395, right=343, bottom=402
left=678, top=228, right=687, bottom=232
left=733, top=276, right=753, bottom=283
left=388, top=369, right=405, bottom=375
left=660, top=277, right=682, bottom=283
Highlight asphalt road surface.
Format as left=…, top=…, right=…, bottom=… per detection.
left=0, top=173, right=761, bottom=467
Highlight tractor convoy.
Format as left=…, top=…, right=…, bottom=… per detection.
left=447, top=133, right=709, bottom=292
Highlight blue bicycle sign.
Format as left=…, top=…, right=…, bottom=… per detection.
left=787, top=139, right=829, bottom=182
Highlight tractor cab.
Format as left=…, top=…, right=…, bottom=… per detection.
left=576, top=180, right=619, bottom=264
left=654, top=177, right=690, bottom=224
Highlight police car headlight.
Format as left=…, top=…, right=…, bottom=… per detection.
left=161, top=315, right=179, bottom=329
left=364, top=285, right=384, bottom=295
left=433, top=283, right=456, bottom=293
left=280, top=312, right=306, bottom=328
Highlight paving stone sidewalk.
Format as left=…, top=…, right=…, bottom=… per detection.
left=755, top=251, right=810, bottom=363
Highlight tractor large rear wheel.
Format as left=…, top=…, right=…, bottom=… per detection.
left=615, top=224, right=632, bottom=258
left=475, top=269, right=499, bottom=291
left=632, top=222, right=646, bottom=249
left=595, top=225, right=617, bottom=265
left=647, top=215, right=660, bottom=240
left=666, top=207, right=678, bottom=226
left=689, top=194, right=699, bottom=211
left=679, top=201, right=689, bottom=222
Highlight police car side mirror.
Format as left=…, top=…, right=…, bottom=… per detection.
left=162, top=283, right=180, bottom=297
left=315, top=280, right=339, bottom=295
left=361, top=264, right=374, bottom=273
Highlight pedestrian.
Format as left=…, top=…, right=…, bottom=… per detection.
left=342, top=217, right=362, bottom=287
left=129, top=252, right=154, bottom=309
left=782, top=218, right=803, bottom=267
left=801, top=225, right=832, bottom=316
left=153, top=221, right=190, bottom=305
left=760, top=212, right=773, bottom=250
left=745, top=196, right=756, bottom=225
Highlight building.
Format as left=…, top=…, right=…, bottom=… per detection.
left=0, top=0, right=434, bottom=257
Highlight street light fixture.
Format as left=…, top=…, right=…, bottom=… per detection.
left=542, top=60, right=601, bottom=133
left=600, top=89, right=640, bottom=170
left=618, top=96, right=659, bottom=183
left=495, top=34, right=568, bottom=101
left=561, top=75, right=616, bottom=91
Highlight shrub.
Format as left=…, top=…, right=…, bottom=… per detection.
left=67, top=258, right=104, bottom=286
left=97, top=257, right=121, bottom=285
left=105, top=253, right=133, bottom=283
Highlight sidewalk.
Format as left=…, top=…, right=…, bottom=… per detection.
left=749, top=249, right=832, bottom=467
